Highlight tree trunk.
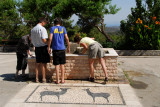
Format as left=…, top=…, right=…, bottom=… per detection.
left=102, top=31, right=114, bottom=43
left=95, top=25, right=114, bottom=43
left=76, top=13, right=114, bottom=43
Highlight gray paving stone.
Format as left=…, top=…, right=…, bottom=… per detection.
left=0, top=53, right=146, bottom=107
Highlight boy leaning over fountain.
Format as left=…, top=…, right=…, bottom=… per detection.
left=48, top=18, right=70, bottom=84
left=16, top=34, right=34, bottom=79
left=74, top=35, right=108, bottom=82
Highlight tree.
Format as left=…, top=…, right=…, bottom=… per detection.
left=62, top=19, right=80, bottom=41
left=19, top=0, right=59, bottom=29
left=53, top=0, right=120, bottom=42
left=146, top=0, right=160, bottom=18
left=0, top=0, right=23, bottom=39
left=20, top=0, right=120, bottom=42
left=120, top=0, right=160, bottom=49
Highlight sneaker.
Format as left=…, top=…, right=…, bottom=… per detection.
left=14, top=75, right=18, bottom=80
left=55, top=81, right=60, bottom=84
left=36, top=79, right=40, bottom=83
left=90, top=77, right=95, bottom=82
left=42, top=79, right=47, bottom=83
left=104, top=77, right=108, bottom=82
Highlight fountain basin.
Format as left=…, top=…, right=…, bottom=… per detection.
left=27, top=48, right=118, bottom=80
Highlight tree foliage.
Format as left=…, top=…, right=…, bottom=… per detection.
left=0, top=0, right=120, bottom=42
left=0, top=0, right=25, bottom=39
left=19, top=0, right=59, bottom=28
left=19, top=0, right=120, bottom=42
left=53, top=0, right=120, bottom=42
left=120, top=0, right=160, bottom=49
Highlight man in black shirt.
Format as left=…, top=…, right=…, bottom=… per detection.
left=16, top=34, right=34, bottom=78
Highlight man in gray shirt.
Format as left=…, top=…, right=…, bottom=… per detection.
left=31, top=18, right=50, bottom=83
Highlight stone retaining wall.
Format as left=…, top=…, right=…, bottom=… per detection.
left=27, top=48, right=119, bottom=80
left=0, top=46, right=17, bottom=52
left=1, top=45, right=160, bottom=56
left=116, top=50, right=160, bottom=56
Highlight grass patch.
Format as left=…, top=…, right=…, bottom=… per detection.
left=123, top=71, right=133, bottom=86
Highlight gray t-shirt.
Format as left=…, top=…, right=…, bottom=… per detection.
left=31, top=24, right=48, bottom=47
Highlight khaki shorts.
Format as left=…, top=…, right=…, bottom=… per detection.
left=88, top=42, right=105, bottom=59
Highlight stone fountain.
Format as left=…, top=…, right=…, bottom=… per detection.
left=27, top=42, right=119, bottom=80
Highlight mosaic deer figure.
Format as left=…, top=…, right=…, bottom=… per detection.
left=40, top=88, right=70, bottom=101
left=84, top=88, right=110, bottom=103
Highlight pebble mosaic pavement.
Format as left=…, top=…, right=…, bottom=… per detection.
left=25, top=85, right=125, bottom=105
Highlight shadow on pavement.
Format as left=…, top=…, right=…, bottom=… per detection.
left=0, top=73, right=34, bottom=82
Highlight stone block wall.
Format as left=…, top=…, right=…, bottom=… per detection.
left=27, top=48, right=118, bottom=80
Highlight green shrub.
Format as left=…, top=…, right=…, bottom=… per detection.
left=0, top=36, right=2, bottom=44
left=120, top=0, right=160, bottom=50
left=101, top=32, right=126, bottom=49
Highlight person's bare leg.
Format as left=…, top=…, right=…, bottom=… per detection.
left=60, top=64, right=65, bottom=83
left=15, top=70, right=19, bottom=78
left=55, top=65, right=60, bottom=84
left=35, top=63, right=40, bottom=82
left=99, top=58, right=108, bottom=78
left=44, top=64, right=48, bottom=82
left=41, top=63, right=46, bottom=83
left=89, top=59, right=95, bottom=78
left=22, top=69, right=25, bottom=76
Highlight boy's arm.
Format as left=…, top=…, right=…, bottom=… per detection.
left=27, top=50, right=33, bottom=57
left=48, top=33, right=53, bottom=54
left=65, top=34, right=70, bottom=53
left=80, top=43, right=88, bottom=54
left=42, top=38, right=47, bottom=44
left=42, top=28, right=48, bottom=44
left=32, top=46, right=35, bottom=51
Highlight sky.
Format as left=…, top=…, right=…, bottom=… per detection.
left=71, top=0, right=136, bottom=26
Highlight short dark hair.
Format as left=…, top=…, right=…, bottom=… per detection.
left=74, top=36, right=82, bottom=42
left=54, top=17, right=62, bottom=25
left=39, top=17, right=47, bottom=23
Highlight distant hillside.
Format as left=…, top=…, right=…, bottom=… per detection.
left=105, top=26, right=120, bottom=33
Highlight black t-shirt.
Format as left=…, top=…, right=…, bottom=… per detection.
left=16, top=35, right=31, bottom=55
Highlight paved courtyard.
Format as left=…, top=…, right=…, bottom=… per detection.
left=118, top=56, right=160, bottom=107
left=0, top=53, right=160, bottom=107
